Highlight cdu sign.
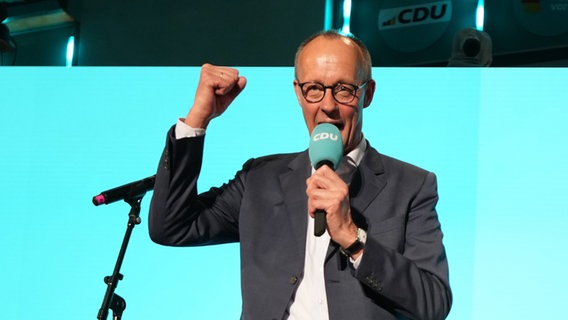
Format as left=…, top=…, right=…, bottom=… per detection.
left=377, top=0, right=452, bottom=53
left=379, top=1, right=452, bottom=30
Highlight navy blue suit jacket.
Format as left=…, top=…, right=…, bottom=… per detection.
left=149, top=128, right=452, bottom=320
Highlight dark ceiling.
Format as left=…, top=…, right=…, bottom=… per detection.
left=1, top=0, right=567, bottom=67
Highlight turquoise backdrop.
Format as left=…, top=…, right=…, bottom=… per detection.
left=1, top=67, right=566, bottom=319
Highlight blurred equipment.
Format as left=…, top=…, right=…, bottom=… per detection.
left=1, top=0, right=76, bottom=65
left=448, top=27, right=493, bottom=66
left=0, top=2, right=15, bottom=52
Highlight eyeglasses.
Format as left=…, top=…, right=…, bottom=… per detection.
left=297, top=81, right=369, bottom=104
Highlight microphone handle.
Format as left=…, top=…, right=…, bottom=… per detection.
left=314, top=209, right=326, bottom=237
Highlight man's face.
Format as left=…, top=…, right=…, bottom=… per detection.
left=294, top=36, right=375, bottom=154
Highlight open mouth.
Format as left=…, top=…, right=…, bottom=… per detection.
left=319, top=122, right=343, bottom=131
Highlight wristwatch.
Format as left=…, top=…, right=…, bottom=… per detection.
left=339, top=228, right=367, bottom=258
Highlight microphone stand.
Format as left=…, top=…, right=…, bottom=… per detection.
left=97, top=193, right=145, bottom=320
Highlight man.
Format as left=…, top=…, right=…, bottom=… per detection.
left=149, top=30, right=452, bottom=319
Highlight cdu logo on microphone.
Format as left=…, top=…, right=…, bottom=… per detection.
left=313, top=131, right=339, bottom=142
left=309, top=123, right=343, bottom=170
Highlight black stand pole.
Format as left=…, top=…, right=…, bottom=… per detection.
left=97, top=195, right=144, bottom=320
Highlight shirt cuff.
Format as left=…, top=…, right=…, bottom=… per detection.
left=175, top=118, right=206, bottom=139
left=351, top=252, right=363, bottom=269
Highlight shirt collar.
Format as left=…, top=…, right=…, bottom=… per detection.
left=345, top=136, right=367, bottom=167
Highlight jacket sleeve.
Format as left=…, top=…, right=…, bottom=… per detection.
left=354, top=172, right=452, bottom=320
left=148, top=126, right=241, bottom=246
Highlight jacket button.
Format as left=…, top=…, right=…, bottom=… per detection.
left=290, top=276, right=298, bottom=285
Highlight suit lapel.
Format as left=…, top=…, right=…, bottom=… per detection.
left=349, top=145, right=387, bottom=227
left=279, top=151, right=311, bottom=257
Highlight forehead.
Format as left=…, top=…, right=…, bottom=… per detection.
left=296, top=37, right=362, bottom=80
left=298, top=36, right=359, bottom=62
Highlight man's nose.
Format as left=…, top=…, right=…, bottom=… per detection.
left=321, top=88, right=338, bottom=112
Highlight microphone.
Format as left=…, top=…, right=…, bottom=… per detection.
left=308, top=123, right=343, bottom=237
left=92, top=175, right=156, bottom=206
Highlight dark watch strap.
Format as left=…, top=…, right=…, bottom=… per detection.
left=339, top=239, right=364, bottom=258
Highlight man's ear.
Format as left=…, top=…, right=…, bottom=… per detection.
left=293, top=80, right=303, bottom=104
left=363, top=79, right=376, bottom=108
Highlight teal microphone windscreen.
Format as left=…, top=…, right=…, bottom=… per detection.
left=309, top=123, right=343, bottom=170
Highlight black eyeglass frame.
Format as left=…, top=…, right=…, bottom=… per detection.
left=297, top=80, right=370, bottom=104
